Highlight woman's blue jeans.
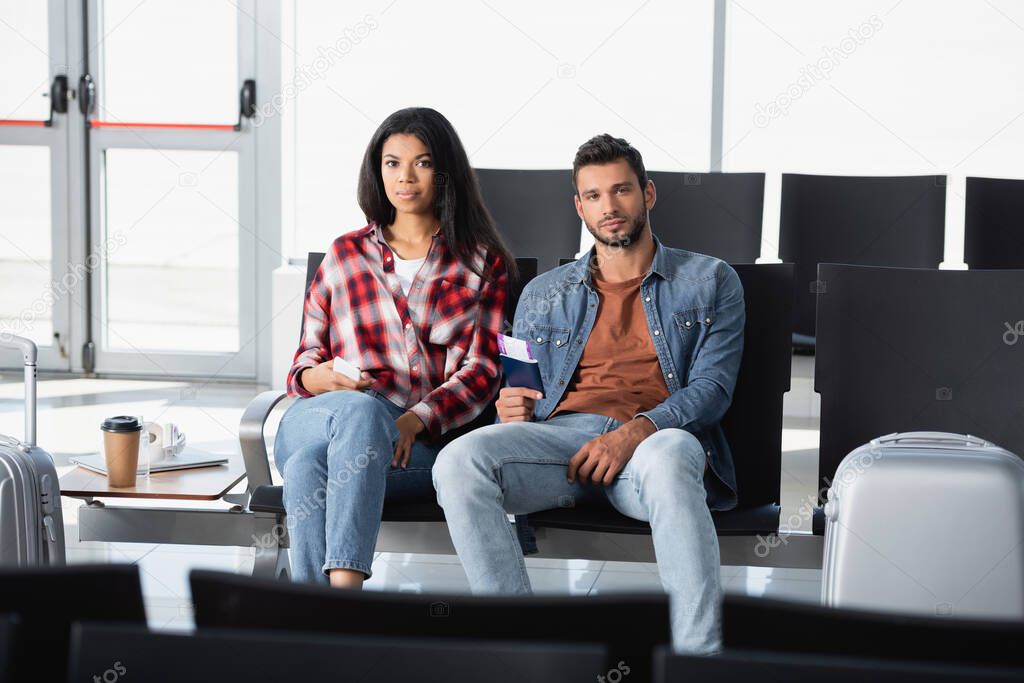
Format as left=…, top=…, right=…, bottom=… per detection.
left=273, top=389, right=439, bottom=582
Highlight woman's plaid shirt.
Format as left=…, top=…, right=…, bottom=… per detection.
left=286, top=223, right=508, bottom=439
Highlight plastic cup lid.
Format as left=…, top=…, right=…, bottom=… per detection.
left=101, top=415, right=142, bottom=432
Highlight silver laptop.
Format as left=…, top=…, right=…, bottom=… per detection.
left=71, top=446, right=229, bottom=475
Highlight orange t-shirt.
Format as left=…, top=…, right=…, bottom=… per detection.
left=551, top=273, right=669, bottom=423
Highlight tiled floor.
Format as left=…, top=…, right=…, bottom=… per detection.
left=0, top=371, right=823, bottom=631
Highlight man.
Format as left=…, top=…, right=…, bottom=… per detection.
left=432, top=134, right=744, bottom=653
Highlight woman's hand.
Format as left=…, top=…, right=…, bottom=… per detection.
left=392, top=412, right=426, bottom=468
left=299, top=359, right=373, bottom=396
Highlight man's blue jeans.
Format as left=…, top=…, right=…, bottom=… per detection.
left=274, top=389, right=438, bottom=582
left=433, top=412, right=722, bottom=654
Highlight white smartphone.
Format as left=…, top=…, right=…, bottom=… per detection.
left=332, top=357, right=363, bottom=382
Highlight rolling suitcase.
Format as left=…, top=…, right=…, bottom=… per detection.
left=822, top=432, right=1024, bottom=620
left=0, top=334, right=65, bottom=567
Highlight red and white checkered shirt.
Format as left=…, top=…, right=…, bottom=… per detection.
left=286, top=223, right=508, bottom=439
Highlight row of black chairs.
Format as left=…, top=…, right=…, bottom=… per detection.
left=253, top=253, right=1024, bottom=573
left=2, top=564, right=1021, bottom=682
left=266, top=256, right=1024, bottom=564
left=476, top=168, right=768, bottom=272
left=477, top=169, right=1024, bottom=347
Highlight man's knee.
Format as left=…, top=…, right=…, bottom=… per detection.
left=632, top=428, right=706, bottom=484
left=433, top=425, right=506, bottom=493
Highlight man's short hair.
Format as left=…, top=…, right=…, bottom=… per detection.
left=571, top=134, right=648, bottom=193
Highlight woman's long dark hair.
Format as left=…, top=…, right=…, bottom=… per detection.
left=357, top=107, right=517, bottom=284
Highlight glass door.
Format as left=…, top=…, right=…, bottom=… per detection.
left=0, top=0, right=74, bottom=370
left=84, top=0, right=258, bottom=378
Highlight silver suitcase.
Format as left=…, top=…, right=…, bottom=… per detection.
left=822, top=431, right=1024, bottom=619
left=0, top=335, right=65, bottom=567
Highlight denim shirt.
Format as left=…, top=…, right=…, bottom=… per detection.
left=510, top=237, right=745, bottom=511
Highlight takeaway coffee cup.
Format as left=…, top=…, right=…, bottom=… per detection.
left=101, top=416, right=143, bottom=487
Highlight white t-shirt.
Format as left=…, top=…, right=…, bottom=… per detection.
left=380, top=235, right=427, bottom=296
left=393, top=252, right=426, bottom=296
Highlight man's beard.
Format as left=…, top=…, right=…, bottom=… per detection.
left=585, top=210, right=647, bottom=248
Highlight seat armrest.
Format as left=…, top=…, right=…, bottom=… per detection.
left=249, top=485, right=285, bottom=513
left=239, top=390, right=291, bottom=494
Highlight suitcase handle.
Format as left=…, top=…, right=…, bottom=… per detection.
left=871, top=431, right=989, bottom=449
left=0, top=333, right=37, bottom=447
left=0, top=434, right=27, bottom=452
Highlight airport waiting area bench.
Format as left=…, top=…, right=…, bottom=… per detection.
left=242, top=253, right=808, bottom=578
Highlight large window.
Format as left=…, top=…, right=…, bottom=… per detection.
left=0, top=2, right=49, bottom=120
left=101, top=148, right=240, bottom=353
left=723, top=0, right=1024, bottom=262
left=0, top=145, right=52, bottom=347
left=100, top=0, right=238, bottom=124
left=725, top=0, right=1024, bottom=175
left=283, top=0, right=716, bottom=257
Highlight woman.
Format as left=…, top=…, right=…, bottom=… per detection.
left=274, top=107, right=515, bottom=588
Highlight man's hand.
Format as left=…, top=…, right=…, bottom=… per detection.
left=567, top=417, right=657, bottom=486
left=299, top=359, right=373, bottom=396
left=392, top=411, right=425, bottom=468
left=495, top=387, right=544, bottom=423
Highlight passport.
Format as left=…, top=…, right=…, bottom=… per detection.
left=497, top=334, right=544, bottom=392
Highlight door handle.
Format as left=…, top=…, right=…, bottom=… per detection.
left=53, top=331, right=67, bottom=359
left=78, top=73, right=96, bottom=116
left=235, top=79, right=256, bottom=130
left=50, top=75, right=69, bottom=116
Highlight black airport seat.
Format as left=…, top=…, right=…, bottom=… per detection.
left=814, top=263, right=1024, bottom=502
left=779, top=173, right=945, bottom=351
left=529, top=263, right=793, bottom=538
left=656, top=648, right=1023, bottom=683
left=0, top=614, right=14, bottom=683
left=722, top=593, right=1024, bottom=669
left=647, top=171, right=765, bottom=263
left=190, top=569, right=667, bottom=680
left=255, top=254, right=540, bottom=521
left=69, top=622, right=606, bottom=683
left=964, top=176, right=1024, bottom=269
left=475, top=168, right=582, bottom=273
left=0, top=564, right=145, bottom=683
